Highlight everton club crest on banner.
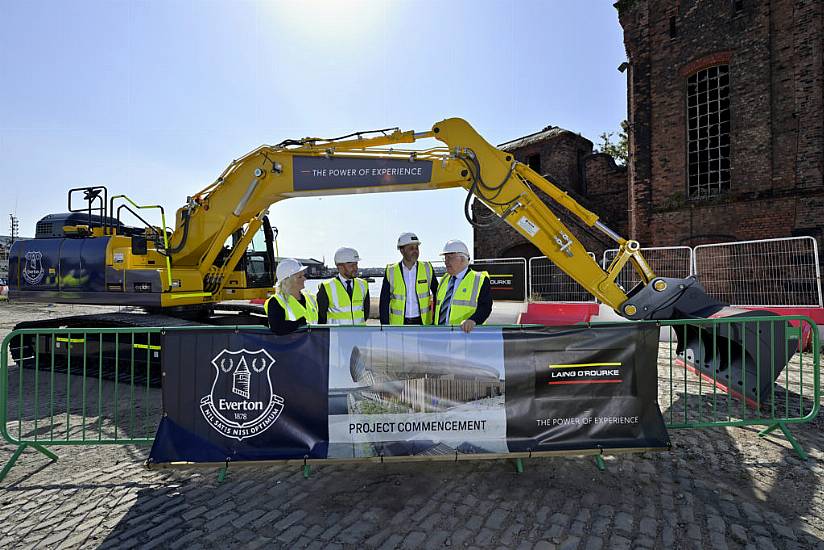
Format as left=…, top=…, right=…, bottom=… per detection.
left=149, top=330, right=330, bottom=463
left=149, top=325, right=669, bottom=465
left=199, top=348, right=283, bottom=441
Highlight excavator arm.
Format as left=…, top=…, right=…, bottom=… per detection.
left=167, top=117, right=721, bottom=319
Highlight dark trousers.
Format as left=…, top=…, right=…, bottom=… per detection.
left=404, top=316, right=423, bottom=325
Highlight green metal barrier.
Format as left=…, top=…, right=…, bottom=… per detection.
left=0, top=317, right=819, bottom=481
left=0, top=326, right=166, bottom=481
left=648, top=315, right=820, bottom=460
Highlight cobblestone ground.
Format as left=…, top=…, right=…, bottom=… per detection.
left=1, top=303, right=823, bottom=549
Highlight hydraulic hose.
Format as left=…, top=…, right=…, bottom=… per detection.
left=167, top=208, right=191, bottom=254
left=461, top=153, right=518, bottom=229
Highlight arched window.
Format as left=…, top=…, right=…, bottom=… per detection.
left=687, top=64, right=730, bottom=199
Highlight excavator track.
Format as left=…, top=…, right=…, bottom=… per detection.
left=8, top=307, right=267, bottom=388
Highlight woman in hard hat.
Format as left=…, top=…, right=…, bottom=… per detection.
left=265, top=258, right=319, bottom=335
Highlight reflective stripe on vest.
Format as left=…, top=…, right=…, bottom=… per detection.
left=435, top=270, right=489, bottom=325
left=264, top=290, right=318, bottom=324
left=302, top=291, right=319, bottom=323
left=323, top=277, right=367, bottom=325
left=385, top=261, right=434, bottom=325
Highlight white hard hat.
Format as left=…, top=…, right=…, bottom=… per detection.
left=441, top=239, right=470, bottom=257
left=334, top=247, right=361, bottom=264
left=276, top=258, right=307, bottom=282
left=397, top=232, right=421, bottom=248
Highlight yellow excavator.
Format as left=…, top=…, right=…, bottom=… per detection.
left=8, top=118, right=792, bottom=399
left=10, top=117, right=724, bottom=319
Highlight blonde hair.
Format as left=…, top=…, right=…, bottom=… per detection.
left=276, top=273, right=300, bottom=296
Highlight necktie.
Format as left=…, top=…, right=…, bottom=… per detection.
left=438, top=278, right=455, bottom=325
left=345, top=280, right=353, bottom=298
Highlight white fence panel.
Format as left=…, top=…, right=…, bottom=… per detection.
left=602, top=246, right=693, bottom=293
left=528, top=253, right=598, bottom=303
left=693, top=237, right=822, bottom=307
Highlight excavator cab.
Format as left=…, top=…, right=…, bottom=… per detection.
left=219, top=218, right=277, bottom=290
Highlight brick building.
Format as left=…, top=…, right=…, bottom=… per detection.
left=476, top=0, right=823, bottom=272
left=617, top=0, right=823, bottom=249
left=472, top=127, right=628, bottom=260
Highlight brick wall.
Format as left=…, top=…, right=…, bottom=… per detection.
left=584, top=153, right=630, bottom=239
left=618, top=0, right=824, bottom=250
left=473, top=131, right=628, bottom=261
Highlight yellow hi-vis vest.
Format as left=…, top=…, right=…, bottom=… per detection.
left=322, top=277, right=368, bottom=325
left=435, top=270, right=489, bottom=325
left=385, top=261, right=435, bottom=325
left=264, top=290, right=319, bottom=324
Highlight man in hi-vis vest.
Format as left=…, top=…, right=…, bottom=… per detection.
left=434, top=239, right=492, bottom=333
left=379, top=232, right=438, bottom=325
left=317, top=247, right=370, bottom=325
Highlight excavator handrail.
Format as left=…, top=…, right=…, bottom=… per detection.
left=109, top=194, right=174, bottom=291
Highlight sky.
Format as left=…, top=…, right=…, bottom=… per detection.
left=0, top=0, right=628, bottom=268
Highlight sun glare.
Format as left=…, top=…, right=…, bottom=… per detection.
left=263, top=0, right=387, bottom=43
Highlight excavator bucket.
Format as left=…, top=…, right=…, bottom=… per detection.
left=622, top=276, right=797, bottom=406
left=673, top=310, right=796, bottom=407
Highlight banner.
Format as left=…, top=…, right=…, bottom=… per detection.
left=504, top=325, right=668, bottom=452
left=292, top=156, right=433, bottom=190
left=148, top=325, right=669, bottom=464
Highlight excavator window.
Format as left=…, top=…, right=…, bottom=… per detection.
left=245, top=254, right=272, bottom=288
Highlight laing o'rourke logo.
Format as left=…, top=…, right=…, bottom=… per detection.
left=487, top=273, right=514, bottom=290
left=200, top=349, right=284, bottom=441
left=547, top=362, right=623, bottom=385
left=22, top=251, right=45, bottom=285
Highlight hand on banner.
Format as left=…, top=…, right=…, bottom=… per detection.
left=460, top=319, right=476, bottom=333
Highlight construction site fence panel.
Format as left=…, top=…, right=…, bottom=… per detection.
left=693, top=236, right=823, bottom=308
left=0, top=316, right=818, bottom=478
left=602, top=246, right=694, bottom=295
left=600, top=237, right=822, bottom=308
left=528, top=253, right=598, bottom=303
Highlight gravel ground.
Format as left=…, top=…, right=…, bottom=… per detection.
left=0, top=301, right=822, bottom=549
